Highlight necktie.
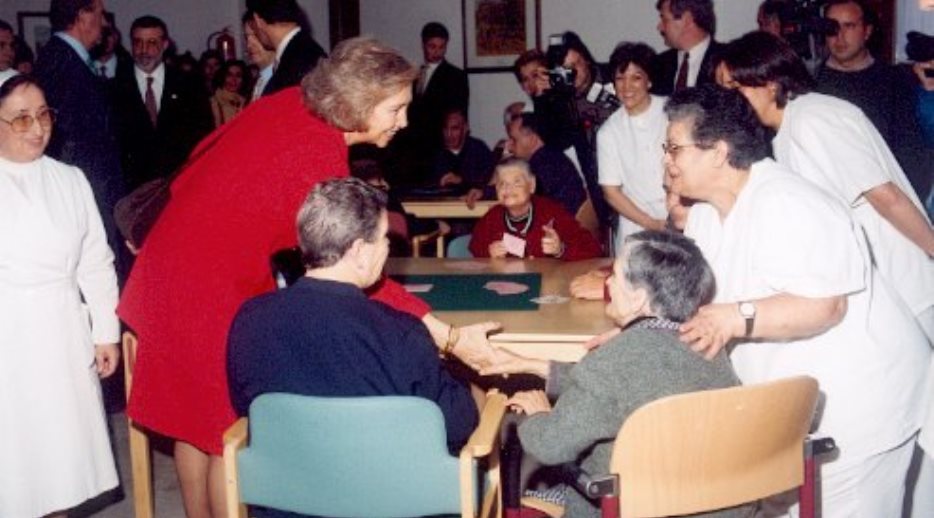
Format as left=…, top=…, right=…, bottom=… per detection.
left=675, top=52, right=690, bottom=91
left=145, top=76, right=158, bottom=127
left=416, top=65, right=428, bottom=95
left=99, top=65, right=107, bottom=78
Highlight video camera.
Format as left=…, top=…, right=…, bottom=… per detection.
left=776, top=0, right=839, bottom=60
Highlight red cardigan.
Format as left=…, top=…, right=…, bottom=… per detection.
left=118, top=88, right=429, bottom=454
left=469, top=195, right=602, bottom=260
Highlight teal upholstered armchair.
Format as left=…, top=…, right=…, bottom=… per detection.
left=223, top=392, right=507, bottom=518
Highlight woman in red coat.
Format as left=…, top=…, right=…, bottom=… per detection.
left=118, top=37, right=499, bottom=518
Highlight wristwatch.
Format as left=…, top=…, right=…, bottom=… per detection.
left=738, top=301, right=756, bottom=337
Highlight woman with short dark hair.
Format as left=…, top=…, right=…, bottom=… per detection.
left=119, top=37, right=500, bottom=518
left=598, top=41, right=669, bottom=249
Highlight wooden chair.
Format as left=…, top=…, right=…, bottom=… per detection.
left=224, top=391, right=508, bottom=518
left=412, top=222, right=451, bottom=258
left=522, top=376, right=834, bottom=518
left=122, top=331, right=154, bottom=518
left=574, top=199, right=601, bottom=240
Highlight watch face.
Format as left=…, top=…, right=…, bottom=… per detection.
left=739, top=302, right=756, bottom=318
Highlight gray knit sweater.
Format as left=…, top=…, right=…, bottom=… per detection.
left=518, top=324, right=750, bottom=518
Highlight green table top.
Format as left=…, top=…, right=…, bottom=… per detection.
left=389, top=273, right=542, bottom=311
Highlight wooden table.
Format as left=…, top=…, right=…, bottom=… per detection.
left=386, top=257, right=615, bottom=362
left=401, top=198, right=497, bottom=219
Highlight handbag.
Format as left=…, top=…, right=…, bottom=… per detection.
left=113, top=120, right=234, bottom=249
left=114, top=177, right=172, bottom=249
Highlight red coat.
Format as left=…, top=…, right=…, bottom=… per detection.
left=118, top=88, right=429, bottom=454
left=469, top=196, right=602, bottom=261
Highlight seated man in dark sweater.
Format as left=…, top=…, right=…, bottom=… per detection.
left=507, top=112, right=588, bottom=216
left=227, top=178, right=478, bottom=461
left=485, top=230, right=745, bottom=518
left=431, top=107, right=494, bottom=193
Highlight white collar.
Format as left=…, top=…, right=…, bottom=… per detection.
left=276, top=27, right=301, bottom=63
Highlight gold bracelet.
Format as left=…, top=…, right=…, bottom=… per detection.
left=441, top=325, right=460, bottom=358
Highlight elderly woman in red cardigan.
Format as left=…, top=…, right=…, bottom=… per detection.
left=470, top=158, right=602, bottom=260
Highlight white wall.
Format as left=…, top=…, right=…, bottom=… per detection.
left=360, top=0, right=758, bottom=146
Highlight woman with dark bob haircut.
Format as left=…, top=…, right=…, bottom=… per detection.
left=597, top=42, right=670, bottom=249
left=719, top=32, right=934, bottom=343
left=119, top=37, right=501, bottom=517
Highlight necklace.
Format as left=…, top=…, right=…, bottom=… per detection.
left=630, top=316, right=681, bottom=332
left=504, top=205, right=534, bottom=236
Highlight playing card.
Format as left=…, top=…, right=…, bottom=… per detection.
left=502, top=233, right=526, bottom=257
left=484, top=281, right=530, bottom=295
left=403, top=283, right=434, bottom=293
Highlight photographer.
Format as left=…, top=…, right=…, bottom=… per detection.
left=512, top=33, right=616, bottom=231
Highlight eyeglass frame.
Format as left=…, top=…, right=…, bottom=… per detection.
left=661, top=141, right=706, bottom=157
left=0, top=108, right=58, bottom=133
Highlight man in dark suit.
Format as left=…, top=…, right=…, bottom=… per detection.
left=651, top=0, right=724, bottom=95
left=35, top=0, right=126, bottom=273
left=246, top=0, right=326, bottom=97
left=91, top=11, right=132, bottom=82
left=112, top=15, right=213, bottom=191
left=386, top=22, right=469, bottom=187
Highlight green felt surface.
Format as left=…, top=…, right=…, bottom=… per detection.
left=390, top=273, right=542, bottom=311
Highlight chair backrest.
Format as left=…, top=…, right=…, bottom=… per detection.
left=611, top=376, right=819, bottom=518
left=447, top=234, right=473, bottom=258
left=237, top=393, right=465, bottom=517
left=574, top=198, right=600, bottom=239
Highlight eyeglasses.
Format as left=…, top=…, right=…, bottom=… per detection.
left=661, top=141, right=702, bottom=157
left=0, top=108, right=57, bottom=133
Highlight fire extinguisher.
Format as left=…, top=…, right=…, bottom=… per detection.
left=207, top=27, right=237, bottom=61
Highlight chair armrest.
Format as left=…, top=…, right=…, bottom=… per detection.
left=559, top=463, right=618, bottom=500
left=463, top=392, right=507, bottom=457
left=223, top=417, right=249, bottom=518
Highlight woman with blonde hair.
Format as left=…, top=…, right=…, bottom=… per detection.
left=119, top=37, right=500, bottom=518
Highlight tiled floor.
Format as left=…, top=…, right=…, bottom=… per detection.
left=73, top=413, right=186, bottom=518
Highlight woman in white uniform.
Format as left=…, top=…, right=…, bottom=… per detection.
left=668, top=86, right=929, bottom=517
left=718, top=30, right=934, bottom=342
left=0, top=75, right=120, bottom=516
left=717, top=32, right=934, bottom=517
left=597, top=42, right=668, bottom=249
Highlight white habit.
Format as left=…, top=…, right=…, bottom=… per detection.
left=0, top=155, right=119, bottom=516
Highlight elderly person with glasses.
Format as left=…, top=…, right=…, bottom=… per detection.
left=0, top=74, right=120, bottom=518
left=668, top=85, right=929, bottom=517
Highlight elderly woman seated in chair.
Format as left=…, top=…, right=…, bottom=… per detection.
left=484, top=230, right=749, bottom=518
left=469, top=158, right=602, bottom=260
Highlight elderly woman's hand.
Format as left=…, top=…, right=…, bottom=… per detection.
left=95, top=343, right=121, bottom=378
left=541, top=224, right=564, bottom=257
left=679, top=303, right=744, bottom=360
left=570, top=268, right=609, bottom=300
left=489, top=241, right=508, bottom=258
left=479, top=348, right=550, bottom=378
left=507, top=390, right=551, bottom=415
left=450, top=321, right=503, bottom=371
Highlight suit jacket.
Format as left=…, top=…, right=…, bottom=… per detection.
left=410, top=60, right=469, bottom=143
left=262, top=29, right=326, bottom=96
left=113, top=65, right=214, bottom=190
left=35, top=36, right=125, bottom=244
left=651, top=40, right=724, bottom=96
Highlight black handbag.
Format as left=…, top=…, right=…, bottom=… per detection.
left=114, top=176, right=171, bottom=249
left=113, top=121, right=233, bottom=249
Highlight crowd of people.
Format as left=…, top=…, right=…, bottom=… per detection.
left=1, top=0, right=932, bottom=517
